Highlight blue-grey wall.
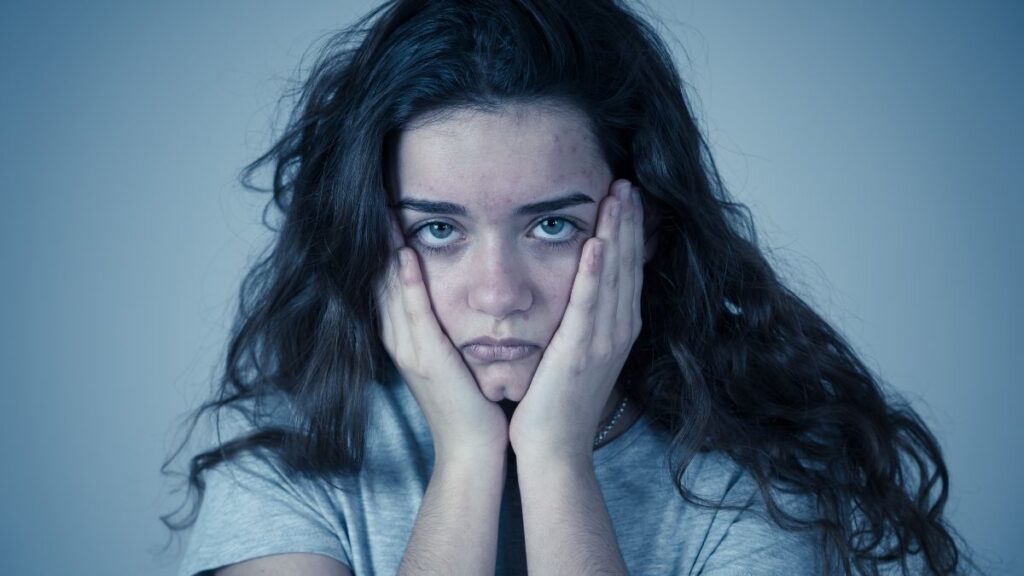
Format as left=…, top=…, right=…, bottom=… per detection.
left=0, top=2, right=1019, bottom=574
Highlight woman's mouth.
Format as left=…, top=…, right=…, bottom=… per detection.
left=461, top=337, right=541, bottom=362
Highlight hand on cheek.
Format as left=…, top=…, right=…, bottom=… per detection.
left=509, top=179, right=645, bottom=462
left=375, top=212, right=509, bottom=463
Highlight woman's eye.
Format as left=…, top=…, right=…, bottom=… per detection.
left=533, top=217, right=576, bottom=242
left=412, top=221, right=462, bottom=249
left=425, top=222, right=454, bottom=239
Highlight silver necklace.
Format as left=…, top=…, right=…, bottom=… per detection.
left=593, top=395, right=629, bottom=448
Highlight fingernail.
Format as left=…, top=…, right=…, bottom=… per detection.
left=592, top=240, right=604, bottom=270
left=618, top=180, right=632, bottom=201
left=610, top=199, right=621, bottom=221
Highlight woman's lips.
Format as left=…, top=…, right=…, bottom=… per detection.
left=461, top=338, right=541, bottom=362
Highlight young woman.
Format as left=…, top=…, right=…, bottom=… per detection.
left=164, top=1, right=973, bottom=574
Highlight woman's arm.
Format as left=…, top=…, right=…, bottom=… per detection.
left=517, top=450, right=627, bottom=575
left=508, top=180, right=642, bottom=575
left=377, top=220, right=511, bottom=574
left=398, top=449, right=506, bottom=575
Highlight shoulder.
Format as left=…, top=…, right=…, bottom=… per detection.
left=177, top=399, right=355, bottom=576
left=595, top=416, right=824, bottom=573
left=597, top=422, right=826, bottom=575
left=612, top=421, right=815, bottom=518
left=681, top=450, right=826, bottom=574
left=178, top=378, right=429, bottom=576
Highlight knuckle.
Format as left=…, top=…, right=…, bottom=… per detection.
left=391, top=346, right=411, bottom=366
left=571, top=356, right=590, bottom=375
left=622, top=249, right=637, bottom=269
left=404, top=307, right=423, bottom=327
left=591, top=342, right=613, bottom=363
left=572, top=295, right=597, bottom=318
left=408, top=358, right=431, bottom=382
left=572, top=338, right=590, bottom=356
left=605, top=271, right=619, bottom=289
left=613, top=329, right=632, bottom=350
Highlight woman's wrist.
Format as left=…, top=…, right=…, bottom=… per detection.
left=513, top=441, right=594, bottom=471
left=433, top=436, right=509, bottom=471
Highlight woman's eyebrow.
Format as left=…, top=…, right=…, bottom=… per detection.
left=393, top=198, right=466, bottom=215
left=393, top=191, right=594, bottom=216
left=514, top=192, right=594, bottom=216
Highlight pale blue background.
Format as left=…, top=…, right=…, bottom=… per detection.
left=0, top=2, right=1020, bottom=575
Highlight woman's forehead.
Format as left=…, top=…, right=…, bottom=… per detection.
left=393, top=105, right=611, bottom=215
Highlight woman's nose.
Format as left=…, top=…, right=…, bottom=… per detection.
left=466, top=244, right=533, bottom=319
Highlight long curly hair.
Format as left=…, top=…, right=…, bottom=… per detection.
left=162, top=1, right=973, bottom=573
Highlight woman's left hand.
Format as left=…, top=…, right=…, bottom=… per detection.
left=508, top=178, right=645, bottom=462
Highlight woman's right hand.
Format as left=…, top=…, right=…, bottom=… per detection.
left=376, top=214, right=510, bottom=464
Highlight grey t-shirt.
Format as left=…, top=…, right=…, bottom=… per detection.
left=177, top=377, right=826, bottom=575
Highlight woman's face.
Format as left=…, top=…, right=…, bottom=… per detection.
left=393, top=104, right=613, bottom=403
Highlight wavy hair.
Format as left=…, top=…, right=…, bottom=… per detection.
left=162, top=1, right=973, bottom=573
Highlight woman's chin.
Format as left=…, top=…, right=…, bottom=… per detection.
left=469, top=363, right=534, bottom=403
left=479, top=376, right=529, bottom=403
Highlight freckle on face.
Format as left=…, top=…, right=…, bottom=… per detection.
left=393, top=103, right=613, bottom=402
